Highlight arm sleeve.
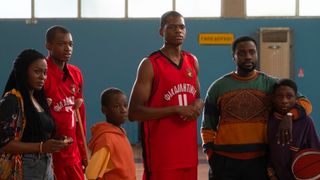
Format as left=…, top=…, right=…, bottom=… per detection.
left=201, top=84, right=220, bottom=154
left=289, top=93, right=312, bottom=120
left=0, top=94, right=19, bottom=148
left=85, top=147, right=114, bottom=179
left=306, top=118, right=320, bottom=149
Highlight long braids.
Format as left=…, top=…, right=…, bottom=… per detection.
left=3, top=49, right=51, bottom=142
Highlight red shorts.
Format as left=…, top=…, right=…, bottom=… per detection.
left=143, top=166, right=197, bottom=180
left=53, top=162, right=84, bottom=180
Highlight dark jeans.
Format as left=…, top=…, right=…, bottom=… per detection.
left=208, top=153, right=268, bottom=180
left=22, top=153, right=53, bottom=180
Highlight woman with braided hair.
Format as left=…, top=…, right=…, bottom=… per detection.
left=0, top=49, right=70, bottom=180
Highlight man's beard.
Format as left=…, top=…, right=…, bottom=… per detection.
left=241, top=64, right=256, bottom=73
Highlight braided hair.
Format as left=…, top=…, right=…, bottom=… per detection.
left=3, top=49, right=52, bottom=142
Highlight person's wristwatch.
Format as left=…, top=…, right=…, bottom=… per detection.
left=286, top=112, right=293, bottom=116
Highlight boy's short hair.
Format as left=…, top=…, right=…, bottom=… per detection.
left=45, top=25, right=70, bottom=43
left=100, top=87, right=124, bottom=107
left=273, top=78, right=298, bottom=95
left=160, top=11, right=183, bottom=29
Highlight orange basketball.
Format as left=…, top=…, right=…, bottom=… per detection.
left=291, top=148, right=320, bottom=180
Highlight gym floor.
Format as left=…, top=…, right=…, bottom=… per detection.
left=132, top=144, right=209, bottom=179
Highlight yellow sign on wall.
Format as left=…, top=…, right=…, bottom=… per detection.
left=198, top=33, right=234, bottom=45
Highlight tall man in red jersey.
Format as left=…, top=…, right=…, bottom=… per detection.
left=44, top=25, right=87, bottom=180
left=128, top=11, right=204, bottom=180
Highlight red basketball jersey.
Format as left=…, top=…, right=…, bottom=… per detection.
left=142, top=50, right=199, bottom=172
left=44, top=57, right=86, bottom=166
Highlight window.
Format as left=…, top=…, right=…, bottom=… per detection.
left=0, top=0, right=31, bottom=18
left=128, top=0, right=172, bottom=18
left=1, top=0, right=320, bottom=19
left=299, top=0, right=320, bottom=16
left=247, top=0, right=295, bottom=16
left=176, top=0, right=221, bottom=17
left=35, top=0, right=77, bottom=18
left=81, top=0, right=125, bottom=18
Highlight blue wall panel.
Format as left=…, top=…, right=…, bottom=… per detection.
left=0, top=18, right=319, bottom=144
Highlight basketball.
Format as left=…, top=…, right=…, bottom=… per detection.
left=291, top=148, right=320, bottom=180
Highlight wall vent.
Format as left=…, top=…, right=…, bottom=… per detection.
left=262, top=31, right=288, bottom=42
left=259, top=27, right=293, bottom=79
